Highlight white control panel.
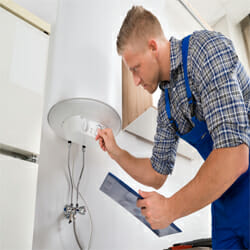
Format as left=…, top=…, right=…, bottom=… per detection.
left=62, top=115, right=105, bottom=140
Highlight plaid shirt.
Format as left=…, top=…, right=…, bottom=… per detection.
left=151, top=30, right=250, bottom=175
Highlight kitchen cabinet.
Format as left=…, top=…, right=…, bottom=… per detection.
left=0, top=0, right=50, bottom=249
left=0, top=154, right=38, bottom=250
left=0, top=0, right=50, bottom=155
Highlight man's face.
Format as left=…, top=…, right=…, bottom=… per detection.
left=122, top=43, right=160, bottom=94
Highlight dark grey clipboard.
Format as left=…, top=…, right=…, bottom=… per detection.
left=100, top=172, right=182, bottom=237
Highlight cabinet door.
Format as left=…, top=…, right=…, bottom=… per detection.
left=0, top=154, right=38, bottom=250
left=0, top=7, right=49, bottom=155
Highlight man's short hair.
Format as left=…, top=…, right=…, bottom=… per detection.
left=116, top=6, right=164, bottom=55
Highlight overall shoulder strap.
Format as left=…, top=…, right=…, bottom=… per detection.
left=181, top=35, right=193, bottom=105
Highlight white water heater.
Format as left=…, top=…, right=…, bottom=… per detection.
left=48, top=98, right=121, bottom=145
left=46, top=0, right=123, bottom=144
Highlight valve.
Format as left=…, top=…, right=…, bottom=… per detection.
left=64, top=204, right=86, bottom=223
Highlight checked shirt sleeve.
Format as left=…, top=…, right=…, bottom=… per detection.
left=150, top=94, right=179, bottom=175
left=198, top=33, right=250, bottom=150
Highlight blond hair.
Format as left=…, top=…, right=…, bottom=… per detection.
left=116, top=6, right=164, bottom=55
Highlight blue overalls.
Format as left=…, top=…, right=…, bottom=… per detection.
left=165, top=35, right=249, bottom=249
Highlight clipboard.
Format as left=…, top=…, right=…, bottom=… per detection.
left=100, top=172, right=182, bottom=237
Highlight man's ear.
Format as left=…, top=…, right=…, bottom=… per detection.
left=148, top=39, right=158, bottom=52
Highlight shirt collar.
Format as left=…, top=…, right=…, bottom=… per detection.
left=170, top=36, right=182, bottom=72
left=159, top=36, right=182, bottom=91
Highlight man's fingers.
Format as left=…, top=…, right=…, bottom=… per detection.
left=96, top=128, right=116, bottom=154
left=95, top=134, right=101, bottom=141
left=136, top=197, right=147, bottom=208
left=139, top=190, right=154, bottom=198
left=99, top=128, right=113, bottom=137
left=98, top=128, right=107, bottom=135
left=96, top=129, right=106, bottom=147
left=98, top=137, right=106, bottom=151
left=141, top=208, right=147, bottom=217
left=139, top=206, right=152, bottom=222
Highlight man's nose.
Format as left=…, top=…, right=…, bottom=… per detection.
left=133, top=73, right=141, bottom=86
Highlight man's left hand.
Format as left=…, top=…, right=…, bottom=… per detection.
left=136, top=190, right=174, bottom=230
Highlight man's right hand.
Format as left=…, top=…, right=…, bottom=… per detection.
left=96, top=129, right=166, bottom=189
left=95, top=128, right=120, bottom=159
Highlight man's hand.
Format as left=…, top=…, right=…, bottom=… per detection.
left=95, top=128, right=120, bottom=159
left=136, top=190, right=174, bottom=230
left=96, top=129, right=167, bottom=189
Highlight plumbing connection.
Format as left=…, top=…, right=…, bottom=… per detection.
left=64, top=141, right=92, bottom=250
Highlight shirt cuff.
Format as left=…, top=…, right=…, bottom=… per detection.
left=150, top=153, right=175, bottom=175
left=212, top=123, right=250, bottom=149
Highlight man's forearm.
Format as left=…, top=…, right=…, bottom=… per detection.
left=113, top=148, right=167, bottom=189
left=169, top=144, right=249, bottom=222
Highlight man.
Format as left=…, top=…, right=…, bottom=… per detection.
left=96, top=6, right=249, bottom=249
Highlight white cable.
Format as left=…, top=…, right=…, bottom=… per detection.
left=73, top=217, right=83, bottom=250
left=67, top=141, right=74, bottom=205
left=76, top=146, right=85, bottom=205
left=71, top=146, right=93, bottom=250
left=75, top=188, right=93, bottom=250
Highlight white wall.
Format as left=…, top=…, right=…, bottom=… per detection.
left=13, top=0, right=212, bottom=249
left=33, top=123, right=209, bottom=250
left=189, top=0, right=250, bottom=74
left=10, top=0, right=58, bottom=24
left=213, top=15, right=250, bottom=75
